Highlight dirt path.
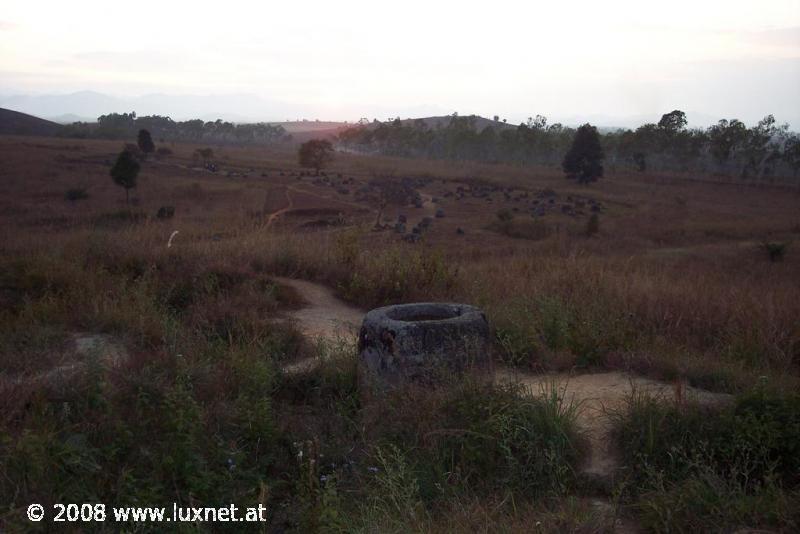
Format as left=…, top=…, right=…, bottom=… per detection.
left=275, top=277, right=363, bottom=340
left=266, top=188, right=294, bottom=228
left=274, top=277, right=363, bottom=374
left=495, top=368, right=732, bottom=477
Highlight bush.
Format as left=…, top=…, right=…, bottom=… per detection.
left=613, top=386, right=800, bottom=531
left=298, top=139, right=334, bottom=174
left=493, top=294, right=635, bottom=370
left=761, top=241, right=787, bottom=262
left=337, top=247, right=458, bottom=307
left=362, top=380, right=584, bottom=501
left=496, top=208, right=514, bottom=223
left=65, top=187, right=89, bottom=202
left=156, top=206, right=175, bottom=219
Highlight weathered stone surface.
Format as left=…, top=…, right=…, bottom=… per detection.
left=358, top=302, right=491, bottom=392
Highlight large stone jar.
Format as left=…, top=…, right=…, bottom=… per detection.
left=358, top=302, right=491, bottom=393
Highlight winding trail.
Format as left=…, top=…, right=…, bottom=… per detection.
left=275, top=277, right=363, bottom=340
left=275, top=277, right=363, bottom=374
left=494, top=368, right=732, bottom=477
left=266, top=189, right=294, bottom=228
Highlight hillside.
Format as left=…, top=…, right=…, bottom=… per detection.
left=0, top=107, right=63, bottom=136
left=403, top=114, right=518, bottom=130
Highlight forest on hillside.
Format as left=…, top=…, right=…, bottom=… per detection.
left=338, top=111, right=800, bottom=182
left=61, top=112, right=293, bottom=145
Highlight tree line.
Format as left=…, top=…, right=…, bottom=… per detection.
left=61, top=112, right=292, bottom=145
left=337, top=111, right=800, bottom=181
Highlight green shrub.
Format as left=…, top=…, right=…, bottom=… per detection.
left=492, top=294, right=635, bottom=369
left=363, top=380, right=583, bottom=501
left=613, top=386, right=800, bottom=531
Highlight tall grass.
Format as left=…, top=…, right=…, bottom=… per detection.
left=611, top=385, right=800, bottom=532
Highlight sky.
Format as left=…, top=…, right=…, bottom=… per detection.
left=1, top=0, right=799, bottom=126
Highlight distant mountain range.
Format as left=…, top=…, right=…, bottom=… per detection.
left=0, top=91, right=302, bottom=124
left=0, top=91, right=746, bottom=129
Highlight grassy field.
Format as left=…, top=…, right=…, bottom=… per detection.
left=1, top=134, right=798, bottom=532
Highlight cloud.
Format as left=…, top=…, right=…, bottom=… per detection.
left=0, top=20, right=18, bottom=31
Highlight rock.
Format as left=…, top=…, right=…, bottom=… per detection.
left=358, top=303, right=491, bottom=392
left=395, top=223, right=406, bottom=233
left=456, top=227, right=465, bottom=235
left=398, top=214, right=407, bottom=224
left=435, top=208, right=445, bottom=218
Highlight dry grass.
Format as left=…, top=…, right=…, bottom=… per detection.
left=1, top=134, right=799, bottom=530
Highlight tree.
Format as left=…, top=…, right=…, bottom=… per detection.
left=137, top=129, right=155, bottom=156
left=707, top=119, right=748, bottom=170
left=562, top=124, right=604, bottom=184
left=110, top=150, right=140, bottom=205
left=658, top=110, right=688, bottom=134
left=783, top=134, right=800, bottom=179
left=740, top=115, right=787, bottom=180
left=298, top=139, right=334, bottom=174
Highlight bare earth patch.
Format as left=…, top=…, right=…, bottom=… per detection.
left=274, top=276, right=363, bottom=374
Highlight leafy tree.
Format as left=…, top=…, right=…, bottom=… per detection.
left=632, top=152, right=647, bottom=172
left=740, top=115, right=788, bottom=180
left=110, top=150, right=140, bottom=205
left=562, top=124, right=604, bottom=184
left=658, top=110, right=688, bottom=134
left=783, top=134, right=800, bottom=178
left=137, top=129, right=155, bottom=156
left=298, top=139, right=334, bottom=174
left=707, top=119, right=748, bottom=168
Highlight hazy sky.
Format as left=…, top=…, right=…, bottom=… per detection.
left=1, top=0, right=799, bottom=125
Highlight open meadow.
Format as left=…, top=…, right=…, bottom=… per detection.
left=1, top=134, right=799, bottom=532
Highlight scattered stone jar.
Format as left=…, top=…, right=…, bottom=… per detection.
left=358, top=302, right=491, bottom=393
